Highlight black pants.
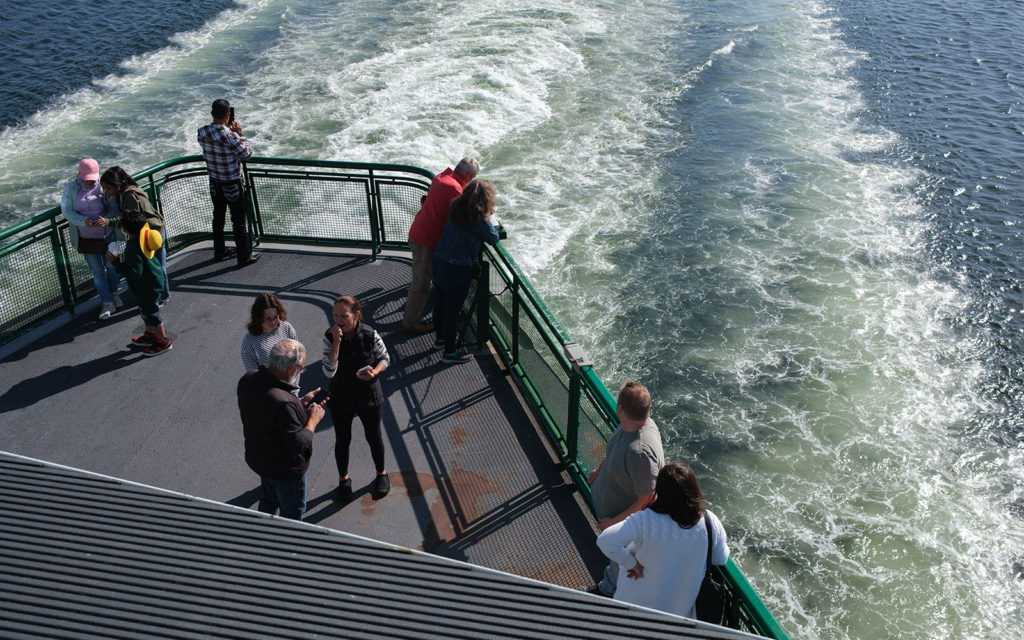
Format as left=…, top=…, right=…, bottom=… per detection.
left=330, top=404, right=385, bottom=477
left=209, top=177, right=252, bottom=262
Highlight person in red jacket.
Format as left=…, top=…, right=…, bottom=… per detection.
left=402, top=157, right=479, bottom=333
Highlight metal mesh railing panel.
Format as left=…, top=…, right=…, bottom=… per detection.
left=378, top=181, right=424, bottom=246
left=154, top=173, right=219, bottom=252
left=251, top=174, right=373, bottom=242
left=0, top=231, right=67, bottom=340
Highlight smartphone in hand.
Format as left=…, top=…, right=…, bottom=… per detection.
left=228, top=107, right=235, bottom=125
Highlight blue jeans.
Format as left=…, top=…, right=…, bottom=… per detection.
left=156, top=245, right=170, bottom=303
left=82, top=251, right=120, bottom=304
left=432, top=259, right=473, bottom=353
left=258, top=474, right=306, bottom=520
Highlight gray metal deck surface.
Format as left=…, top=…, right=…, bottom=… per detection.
left=0, top=246, right=605, bottom=589
left=0, top=452, right=753, bottom=640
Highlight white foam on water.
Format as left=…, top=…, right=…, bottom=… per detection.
left=3, top=0, right=1024, bottom=638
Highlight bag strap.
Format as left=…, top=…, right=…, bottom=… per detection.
left=703, top=512, right=714, bottom=576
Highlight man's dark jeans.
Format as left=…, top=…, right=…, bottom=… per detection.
left=209, top=177, right=252, bottom=262
left=258, top=474, right=307, bottom=520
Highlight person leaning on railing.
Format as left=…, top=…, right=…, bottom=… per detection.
left=98, top=166, right=170, bottom=307
left=430, top=179, right=499, bottom=364
left=60, top=158, right=124, bottom=321
left=596, top=462, right=729, bottom=619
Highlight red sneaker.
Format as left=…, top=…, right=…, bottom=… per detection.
left=131, top=334, right=156, bottom=346
left=143, top=339, right=173, bottom=357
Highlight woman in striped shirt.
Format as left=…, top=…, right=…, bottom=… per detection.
left=241, top=293, right=299, bottom=378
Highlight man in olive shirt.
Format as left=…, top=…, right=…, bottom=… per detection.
left=588, top=380, right=665, bottom=596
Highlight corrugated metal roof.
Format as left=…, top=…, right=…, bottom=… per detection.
left=0, top=453, right=753, bottom=640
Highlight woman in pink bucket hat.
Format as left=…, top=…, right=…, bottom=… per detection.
left=60, top=158, right=124, bottom=320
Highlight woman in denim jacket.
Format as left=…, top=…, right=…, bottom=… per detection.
left=431, top=179, right=499, bottom=363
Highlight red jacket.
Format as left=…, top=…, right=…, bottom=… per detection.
left=408, top=168, right=466, bottom=248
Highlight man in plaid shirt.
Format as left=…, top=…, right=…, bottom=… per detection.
left=197, top=99, right=260, bottom=267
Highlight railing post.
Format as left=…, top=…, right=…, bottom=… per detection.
left=510, top=273, right=520, bottom=365
left=563, top=342, right=592, bottom=471
left=475, top=260, right=491, bottom=349
left=367, top=170, right=382, bottom=260
left=243, top=164, right=262, bottom=247
left=49, top=218, right=75, bottom=314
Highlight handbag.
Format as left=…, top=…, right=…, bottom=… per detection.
left=694, top=513, right=733, bottom=625
left=76, top=236, right=108, bottom=254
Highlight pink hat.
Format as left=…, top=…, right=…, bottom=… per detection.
left=79, top=158, right=100, bottom=182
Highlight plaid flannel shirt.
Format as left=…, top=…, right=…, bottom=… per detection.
left=197, top=123, right=253, bottom=181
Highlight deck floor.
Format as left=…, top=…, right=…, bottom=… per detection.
left=0, top=245, right=605, bottom=590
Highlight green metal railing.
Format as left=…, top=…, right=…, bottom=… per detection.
left=0, top=157, right=787, bottom=639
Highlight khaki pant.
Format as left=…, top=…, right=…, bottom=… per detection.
left=402, top=240, right=433, bottom=327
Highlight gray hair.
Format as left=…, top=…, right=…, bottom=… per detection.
left=454, top=157, right=480, bottom=179
left=268, top=338, right=305, bottom=372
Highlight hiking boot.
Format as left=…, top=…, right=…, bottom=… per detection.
left=142, top=339, right=172, bottom=356
left=403, top=322, right=435, bottom=334
left=441, top=350, right=471, bottom=364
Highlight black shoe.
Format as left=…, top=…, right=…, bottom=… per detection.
left=237, top=252, right=261, bottom=268
left=214, top=248, right=236, bottom=262
left=335, top=478, right=352, bottom=501
left=373, top=473, right=390, bottom=499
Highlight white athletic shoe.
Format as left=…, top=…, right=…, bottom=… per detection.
left=98, top=302, right=115, bottom=320
left=111, top=293, right=124, bottom=309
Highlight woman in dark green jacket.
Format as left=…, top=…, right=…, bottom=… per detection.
left=99, top=166, right=170, bottom=306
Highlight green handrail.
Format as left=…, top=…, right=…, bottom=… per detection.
left=0, top=156, right=788, bottom=639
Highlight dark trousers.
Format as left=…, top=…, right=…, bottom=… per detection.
left=432, top=260, right=473, bottom=354
left=258, top=473, right=306, bottom=520
left=209, top=177, right=252, bottom=262
left=331, top=404, right=385, bottom=477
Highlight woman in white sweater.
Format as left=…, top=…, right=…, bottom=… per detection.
left=596, top=462, right=729, bottom=618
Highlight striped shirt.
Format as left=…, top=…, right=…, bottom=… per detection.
left=197, top=123, right=253, bottom=181
left=241, top=321, right=299, bottom=371
left=321, top=326, right=389, bottom=379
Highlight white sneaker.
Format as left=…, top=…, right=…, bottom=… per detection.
left=111, top=293, right=124, bottom=309
left=98, top=302, right=115, bottom=320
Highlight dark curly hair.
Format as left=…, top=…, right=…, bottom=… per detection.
left=448, top=179, right=495, bottom=226
left=648, top=462, right=705, bottom=528
left=247, top=293, right=288, bottom=335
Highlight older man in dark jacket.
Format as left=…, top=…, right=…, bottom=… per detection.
left=237, top=339, right=325, bottom=519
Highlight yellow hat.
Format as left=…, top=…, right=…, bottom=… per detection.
left=140, top=223, right=163, bottom=260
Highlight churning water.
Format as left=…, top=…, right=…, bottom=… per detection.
left=2, top=0, right=1023, bottom=637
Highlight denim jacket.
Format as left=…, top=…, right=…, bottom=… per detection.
left=433, top=217, right=499, bottom=267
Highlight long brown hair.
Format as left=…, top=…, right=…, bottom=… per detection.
left=247, top=293, right=288, bottom=335
left=448, top=179, right=495, bottom=226
left=648, top=462, right=705, bottom=528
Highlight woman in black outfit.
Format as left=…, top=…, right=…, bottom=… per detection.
left=321, top=295, right=391, bottom=500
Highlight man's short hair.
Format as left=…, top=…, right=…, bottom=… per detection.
left=211, top=99, right=231, bottom=119
left=268, top=339, right=305, bottom=372
left=617, top=380, right=652, bottom=422
left=454, top=157, right=479, bottom=179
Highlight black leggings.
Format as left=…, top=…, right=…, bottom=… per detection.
left=330, top=404, right=385, bottom=477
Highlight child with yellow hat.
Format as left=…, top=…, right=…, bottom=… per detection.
left=107, top=208, right=172, bottom=355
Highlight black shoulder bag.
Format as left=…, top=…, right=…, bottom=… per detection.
left=694, top=513, right=733, bottom=625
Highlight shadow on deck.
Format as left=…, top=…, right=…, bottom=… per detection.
left=0, top=246, right=606, bottom=590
